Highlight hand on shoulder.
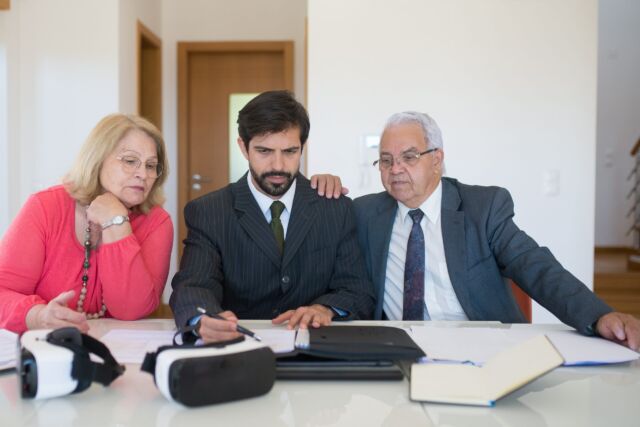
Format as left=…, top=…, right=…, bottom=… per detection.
left=310, top=174, right=349, bottom=199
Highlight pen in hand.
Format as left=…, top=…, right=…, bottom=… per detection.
left=196, top=307, right=263, bottom=342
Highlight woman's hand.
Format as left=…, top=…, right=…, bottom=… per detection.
left=25, top=290, right=89, bottom=333
left=86, top=193, right=128, bottom=226
left=86, top=193, right=131, bottom=244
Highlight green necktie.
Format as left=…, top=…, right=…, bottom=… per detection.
left=270, top=201, right=285, bottom=255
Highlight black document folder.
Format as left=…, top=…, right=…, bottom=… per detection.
left=275, top=325, right=425, bottom=380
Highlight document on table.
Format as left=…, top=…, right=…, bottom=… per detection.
left=0, top=329, right=18, bottom=371
left=409, top=326, right=640, bottom=366
left=255, top=328, right=296, bottom=354
left=100, top=329, right=175, bottom=364
left=100, top=328, right=298, bottom=363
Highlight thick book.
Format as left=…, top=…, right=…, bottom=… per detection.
left=410, top=334, right=563, bottom=406
left=276, top=325, right=425, bottom=380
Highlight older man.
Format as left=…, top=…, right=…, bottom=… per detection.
left=353, top=111, right=640, bottom=350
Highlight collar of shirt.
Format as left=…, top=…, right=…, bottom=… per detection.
left=396, top=180, right=442, bottom=225
left=246, top=173, right=296, bottom=225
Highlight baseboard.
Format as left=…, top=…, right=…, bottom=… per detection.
left=148, top=303, right=173, bottom=319
left=629, top=254, right=640, bottom=271
left=595, top=246, right=637, bottom=255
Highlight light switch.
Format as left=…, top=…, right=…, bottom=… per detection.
left=543, top=170, right=559, bottom=196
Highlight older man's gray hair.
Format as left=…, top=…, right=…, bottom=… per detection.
left=384, top=111, right=444, bottom=150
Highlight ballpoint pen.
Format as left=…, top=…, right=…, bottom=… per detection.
left=196, top=306, right=263, bottom=341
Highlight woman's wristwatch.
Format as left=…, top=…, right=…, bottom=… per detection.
left=101, top=215, right=130, bottom=230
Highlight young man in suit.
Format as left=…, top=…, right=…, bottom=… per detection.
left=354, top=111, right=640, bottom=350
left=170, top=90, right=374, bottom=343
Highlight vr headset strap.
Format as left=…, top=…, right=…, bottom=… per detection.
left=48, top=332, right=125, bottom=386
left=74, top=334, right=125, bottom=386
left=140, top=336, right=246, bottom=376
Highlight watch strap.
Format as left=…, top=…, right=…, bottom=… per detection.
left=101, top=215, right=130, bottom=230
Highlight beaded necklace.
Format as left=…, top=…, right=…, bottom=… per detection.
left=76, top=214, right=107, bottom=319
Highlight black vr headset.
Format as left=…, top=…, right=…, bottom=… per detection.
left=19, top=327, right=125, bottom=399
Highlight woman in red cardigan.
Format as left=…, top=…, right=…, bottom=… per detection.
left=0, top=114, right=173, bottom=333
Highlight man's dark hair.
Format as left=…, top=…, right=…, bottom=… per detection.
left=237, top=90, right=310, bottom=150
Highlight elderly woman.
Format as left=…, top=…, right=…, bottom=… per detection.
left=0, top=114, right=173, bottom=333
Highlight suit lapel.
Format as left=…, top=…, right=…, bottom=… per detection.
left=440, top=179, right=475, bottom=318
left=282, top=176, right=318, bottom=268
left=369, top=194, right=397, bottom=319
left=233, top=174, right=282, bottom=268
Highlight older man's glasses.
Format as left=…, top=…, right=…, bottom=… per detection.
left=116, top=155, right=163, bottom=178
left=373, top=148, right=438, bottom=170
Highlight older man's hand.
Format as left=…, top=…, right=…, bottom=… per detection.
left=596, top=312, right=640, bottom=351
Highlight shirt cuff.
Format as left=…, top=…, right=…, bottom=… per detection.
left=189, top=314, right=203, bottom=337
left=329, top=306, right=348, bottom=319
left=585, top=320, right=600, bottom=337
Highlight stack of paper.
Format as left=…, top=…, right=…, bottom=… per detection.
left=0, top=329, right=18, bottom=371
left=409, top=326, right=640, bottom=366
left=99, top=328, right=298, bottom=364
left=100, top=329, right=174, bottom=364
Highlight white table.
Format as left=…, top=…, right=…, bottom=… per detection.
left=1, top=319, right=639, bottom=427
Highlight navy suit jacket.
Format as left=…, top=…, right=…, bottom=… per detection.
left=353, top=177, right=612, bottom=334
left=170, top=174, right=375, bottom=328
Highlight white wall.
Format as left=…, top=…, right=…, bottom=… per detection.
left=0, top=7, right=12, bottom=235
left=1, top=0, right=120, bottom=233
left=2, top=0, right=635, bottom=313
left=595, top=0, right=640, bottom=247
left=308, top=0, right=598, bottom=323
left=0, top=0, right=163, bottom=238
left=160, top=0, right=307, bottom=299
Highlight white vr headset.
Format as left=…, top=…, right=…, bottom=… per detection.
left=141, top=336, right=276, bottom=407
left=19, top=327, right=125, bottom=400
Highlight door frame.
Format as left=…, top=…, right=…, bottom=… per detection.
left=177, top=41, right=294, bottom=247
left=137, top=21, right=162, bottom=129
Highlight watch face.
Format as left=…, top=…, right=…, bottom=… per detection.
left=113, top=215, right=125, bottom=225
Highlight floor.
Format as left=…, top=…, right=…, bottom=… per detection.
left=594, top=250, right=640, bottom=318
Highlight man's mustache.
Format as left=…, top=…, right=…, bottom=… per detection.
left=261, top=171, right=293, bottom=179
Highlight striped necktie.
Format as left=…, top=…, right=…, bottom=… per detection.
left=403, top=209, right=430, bottom=320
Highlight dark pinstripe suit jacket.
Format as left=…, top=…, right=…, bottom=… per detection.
left=170, top=174, right=375, bottom=327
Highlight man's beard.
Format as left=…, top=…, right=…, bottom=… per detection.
left=250, top=167, right=297, bottom=197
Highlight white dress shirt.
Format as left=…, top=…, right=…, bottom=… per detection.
left=247, top=174, right=296, bottom=237
left=383, top=181, right=468, bottom=321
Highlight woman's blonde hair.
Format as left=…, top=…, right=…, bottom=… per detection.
left=64, top=114, right=169, bottom=213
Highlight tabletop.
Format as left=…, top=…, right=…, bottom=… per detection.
left=1, top=319, right=638, bottom=427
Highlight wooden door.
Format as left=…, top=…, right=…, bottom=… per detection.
left=178, top=42, right=294, bottom=253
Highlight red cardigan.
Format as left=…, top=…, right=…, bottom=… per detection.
left=0, top=185, right=173, bottom=333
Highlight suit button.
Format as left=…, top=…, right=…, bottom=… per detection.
left=281, top=276, right=290, bottom=284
